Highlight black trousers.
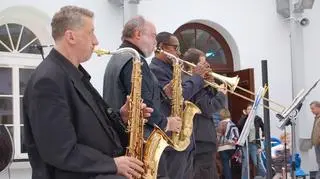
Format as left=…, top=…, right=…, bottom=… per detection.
left=157, top=153, right=170, bottom=179
left=193, top=151, right=219, bottom=179
left=164, top=149, right=194, bottom=179
left=95, top=175, right=126, bottom=179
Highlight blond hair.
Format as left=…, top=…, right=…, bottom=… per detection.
left=280, top=132, right=290, bottom=143
left=51, top=5, right=94, bottom=40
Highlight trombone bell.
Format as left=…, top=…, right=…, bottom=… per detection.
left=209, top=72, right=240, bottom=92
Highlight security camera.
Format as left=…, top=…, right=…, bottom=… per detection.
left=298, top=17, right=310, bottom=26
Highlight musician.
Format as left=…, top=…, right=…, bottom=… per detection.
left=149, top=32, right=213, bottom=179
left=238, top=103, right=266, bottom=179
left=103, top=16, right=181, bottom=178
left=309, top=101, right=320, bottom=178
left=23, top=6, right=153, bottom=179
left=180, top=48, right=227, bottom=179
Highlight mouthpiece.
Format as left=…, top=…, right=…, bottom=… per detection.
left=94, top=48, right=111, bottom=57
left=154, top=47, right=162, bottom=54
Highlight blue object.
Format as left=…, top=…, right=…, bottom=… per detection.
left=206, top=51, right=215, bottom=58
left=211, top=112, right=221, bottom=128
left=270, top=137, right=282, bottom=147
left=261, top=137, right=282, bottom=168
left=261, top=138, right=308, bottom=177
left=295, top=153, right=308, bottom=176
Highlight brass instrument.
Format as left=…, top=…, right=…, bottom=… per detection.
left=94, top=48, right=173, bottom=179
left=156, top=48, right=201, bottom=151
left=158, top=50, right=286, bottom=114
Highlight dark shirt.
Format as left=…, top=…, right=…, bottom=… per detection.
left=80, top=68, right=128, bottom=147
left=104, top=40, right=167, bottom=137
left=238, top=114, right=265, bottom=147
left=188, top=82, right=226, bottom=154
left=149, top=57, right=205, bottom=116
left=24, top=49, right=127, bottom=179
left=149, top=57, right=205, bottom=151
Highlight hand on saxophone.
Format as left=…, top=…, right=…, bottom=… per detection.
left=114, top=156, right=144, bottom=179
left=163, top=82, right=173, bottom=99
left=165, top=116, right=182, bottom=132
left=120, top=96, right=154, bottom=124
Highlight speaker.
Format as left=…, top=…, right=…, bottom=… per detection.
left=0, top=125, right=14, bottom=173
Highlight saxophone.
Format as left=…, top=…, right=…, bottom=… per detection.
left=95, top=48, right=173, bottom=179
left=156, top=48, right=201, bottom=151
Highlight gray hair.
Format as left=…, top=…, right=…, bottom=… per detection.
left=51, top=5, right=94, bottom=40
left=121, top=16, right=146, bottom=41
left=310, top=101, right=320, bottom=108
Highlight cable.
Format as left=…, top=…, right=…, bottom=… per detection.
left=30, top=45, right=53, bottom=60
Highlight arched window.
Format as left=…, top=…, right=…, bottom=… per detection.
left=0, top=23, right=42, bottom=160
left=0, top=23, right=41, bottom=54
left=174, top=23, right=233, bottom=73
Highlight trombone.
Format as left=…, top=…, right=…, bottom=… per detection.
left=155, top=48, right=286, bottom=113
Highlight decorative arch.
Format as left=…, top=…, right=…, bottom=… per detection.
left=0, top=23, right=41, bottom=54
left=0, top=5, right=53, bottom=50
left=174, top=19, right=240, bottom=72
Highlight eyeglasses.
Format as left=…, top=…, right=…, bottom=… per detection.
left=163, top=43, right=180, bottom=52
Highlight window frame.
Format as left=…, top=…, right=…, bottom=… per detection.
left=0, top=52, right=41, bottom=160
left=174, top=22, right=234, bottom=73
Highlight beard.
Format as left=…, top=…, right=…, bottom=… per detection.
left=142, top=48, right=154, bottom=58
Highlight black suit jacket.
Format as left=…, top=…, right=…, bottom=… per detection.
left=190, top=86, right=226, bottom=154
left=237, top=114, right=265, bottom=147
left=23, top=49, right=127, bottom=179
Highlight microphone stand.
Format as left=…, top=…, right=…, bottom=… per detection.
left=37, top=45, right=45, bottom=60
left=32, top=45, right=53, bottom=60
left=284, top=127, right=288, bottom=179
left=283, top=103, right=302, bottom=179
left=276, top=79, right=320, bottom=179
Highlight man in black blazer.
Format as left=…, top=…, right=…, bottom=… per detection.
left=23, top=6, right=152, bottom=179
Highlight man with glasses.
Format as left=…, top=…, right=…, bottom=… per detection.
left=149, top=32, right=211, bottom=179
left=103, top=16, right=182, bottom=179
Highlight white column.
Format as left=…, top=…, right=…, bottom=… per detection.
left=288, top=0, right=306, bottom=178
left=123, top=0, right=139, bottom=24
